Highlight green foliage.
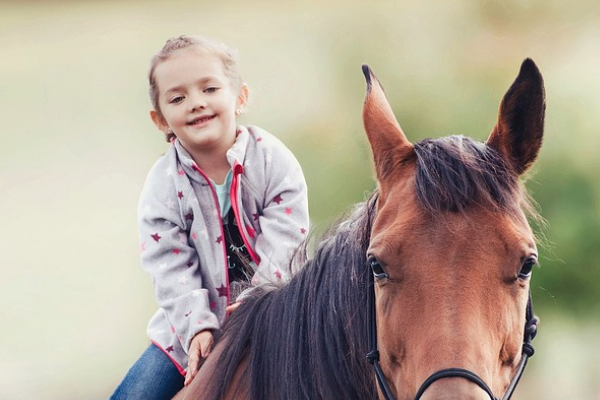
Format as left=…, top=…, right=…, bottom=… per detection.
left=532, top=163, right=600, bottom=315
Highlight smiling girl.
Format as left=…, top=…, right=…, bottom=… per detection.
left=109, top=35, right=309, bottom=400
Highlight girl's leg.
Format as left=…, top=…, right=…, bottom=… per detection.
left=109, top=343, right=184, bottom=400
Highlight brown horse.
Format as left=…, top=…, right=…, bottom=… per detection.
left=174, top=59, right=545, bottom=400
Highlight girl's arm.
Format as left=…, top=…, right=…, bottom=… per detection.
left=250, top=141, right=310, bottom=285
left=138, top=172, right=220, bottom=356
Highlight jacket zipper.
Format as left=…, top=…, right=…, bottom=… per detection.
left=230, top=161, right=261, bottom=265
left=191, top=164, right=230, bottom=307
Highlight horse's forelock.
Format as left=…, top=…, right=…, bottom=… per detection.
left=413, top=135, right=530, bottom=218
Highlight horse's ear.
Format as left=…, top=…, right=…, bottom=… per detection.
left=487, top=59, right=545, bottom=175
left=362, top=65, right=413, bottom=181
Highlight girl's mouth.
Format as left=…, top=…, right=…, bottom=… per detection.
left=187, top=115, right=216, bottom=126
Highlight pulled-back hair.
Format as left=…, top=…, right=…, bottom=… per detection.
left=148, top=35, right=244, bottom=142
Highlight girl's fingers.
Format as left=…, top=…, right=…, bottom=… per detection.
left=226, top=301, right=242, bottom=313
left=185, top=356, right=199, bottom=385
left=200, top=336, right=213, bottom=358
left=184, top=341, right=201, bottom=386
left=184, top=331, right=214, bottom=386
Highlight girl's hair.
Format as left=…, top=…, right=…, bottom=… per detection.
left=148, top=35, right=244, bottom=142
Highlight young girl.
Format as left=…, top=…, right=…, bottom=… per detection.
left=109, top=35, right=310, bottom=400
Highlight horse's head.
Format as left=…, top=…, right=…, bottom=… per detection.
left=362, top=60, right=545, bottom=400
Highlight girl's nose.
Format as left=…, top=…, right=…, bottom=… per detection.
left=189, top=94, right=207, bottom=112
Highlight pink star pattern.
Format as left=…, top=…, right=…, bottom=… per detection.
left=272, top=194, right=283, bottom=205
left=141, top=141, right=312, bottom=369
left=216, top=284, right=227, bottom=297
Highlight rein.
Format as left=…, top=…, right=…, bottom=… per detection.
left=366, top=270, right=539, bottom=400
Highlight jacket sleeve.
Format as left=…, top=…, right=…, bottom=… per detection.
left=138, top=168, right=220, bottom=354
left=250, top=140, right=310, bottom=285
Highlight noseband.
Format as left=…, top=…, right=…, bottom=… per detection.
left=366, top=270, right=538, bottom=400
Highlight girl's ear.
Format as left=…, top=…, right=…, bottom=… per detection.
left=150, top=109, right=169, bottom=133
left=237, top=84, right=249, bottom=111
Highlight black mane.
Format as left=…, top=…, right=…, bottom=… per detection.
left=202, top=195, right=379, bottom=400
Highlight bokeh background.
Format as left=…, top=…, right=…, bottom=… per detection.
left=1, top=0, right=599, bottom=399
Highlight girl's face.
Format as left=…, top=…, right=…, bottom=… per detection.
left=151, top=47, right=247, bottom=161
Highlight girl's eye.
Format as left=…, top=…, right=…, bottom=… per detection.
left=170, top=96, right=184, bottom=104
left=205, top=87, right=219, bottom=93
left=518, top=256, right=538, bottom=280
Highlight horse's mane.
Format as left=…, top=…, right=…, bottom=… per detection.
left=202, top=194, right=379, bottom=400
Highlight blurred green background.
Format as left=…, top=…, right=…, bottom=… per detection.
left=1, top=0, right=599, bottom=399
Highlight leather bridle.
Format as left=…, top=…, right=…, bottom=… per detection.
left=366, top=269, right=539, bottom=400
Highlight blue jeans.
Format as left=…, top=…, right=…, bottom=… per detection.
left=109, top=343, right=184, bottom=400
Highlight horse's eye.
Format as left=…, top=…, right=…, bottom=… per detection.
left=519, top=256, right=538, bottom=279
left=368, top=256, right=389, bottom=280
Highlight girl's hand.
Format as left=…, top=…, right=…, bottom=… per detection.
left=226, top=301, right=242, bottom=313
left=184, top=330, right=214, bottom=386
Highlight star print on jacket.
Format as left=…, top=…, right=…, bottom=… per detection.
left=138, top=125, right=309, bottom=374
left=272, top=194, right=283, bottom=204
left=216, top=285, right=227, bottom=297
